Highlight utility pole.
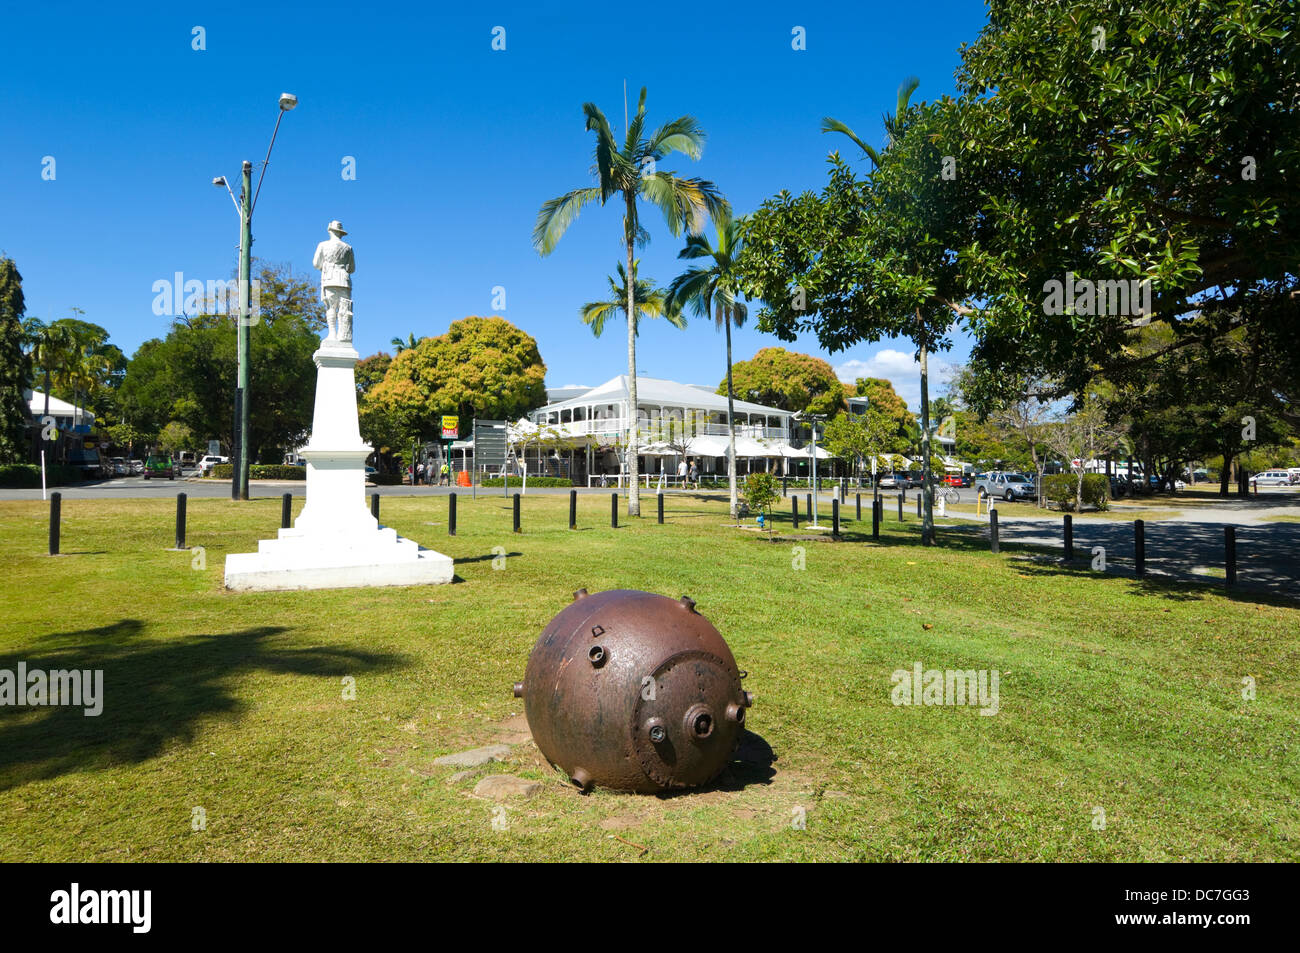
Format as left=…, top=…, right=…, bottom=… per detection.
left=234, top=160, right=252, bottom=500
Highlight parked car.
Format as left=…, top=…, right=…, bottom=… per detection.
left=878, top=472, right=900, bottom=489
left=143, top=454, right=175, bottom=480
left=66, top=448, right=108, bottom=480
left=197, top=454, right=228, bottom=475
left=1250, top=470, right=1293, bottom=487
left=108, top=456, right=129, bottom=476
left=975, top=471, right=1037, bottom=501
left=130, top=458, right=145, bottom=475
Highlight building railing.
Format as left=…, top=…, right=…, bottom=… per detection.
left=535, top=418, right=788, bottom=441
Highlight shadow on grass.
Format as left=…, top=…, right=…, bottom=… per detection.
left=0, top=619, right=407, bottom=791
left=453, top=551, right=523, bottom=565
left=656, top=729, right=777, bottom=799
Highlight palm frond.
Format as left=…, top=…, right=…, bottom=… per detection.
left=645, top=116, right=706, bottom=161
left=533, top=186, right=602, bottom=255
left=821, top=117, right=882, bottom=167
left=582, top=102, right=620, bottom=200
left=896, top=75, right=920, bottom=117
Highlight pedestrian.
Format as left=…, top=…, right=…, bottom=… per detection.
left=688, top=459, right=699, bottom=490
left=440, top=461, right=450, bottom=486
left=677, top=457, right=687, bottom=488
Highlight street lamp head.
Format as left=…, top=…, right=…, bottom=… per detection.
left=278, top=92, right=298, bottom=111
left=212, top=176, right=227, bottom=187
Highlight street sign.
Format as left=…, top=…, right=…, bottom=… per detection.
left=209, top=439, right=221, bottom=456
left=474, top=419, right=507, bottom=469
left=441, top=415, right=459, bottom=440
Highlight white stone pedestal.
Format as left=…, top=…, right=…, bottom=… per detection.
left=224, top=341, right=454, bottom=592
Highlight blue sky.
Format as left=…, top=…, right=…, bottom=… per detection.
left=2, top=0, right=991, bottom=412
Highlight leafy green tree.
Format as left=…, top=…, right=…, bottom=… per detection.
left=156, top=421, right=195, bottom=455
left=853, top=377, right=914, bottom=451
left=744, top=472, right=781, bottom=535
left=822, top=405, right=895, bottom=483
left=739, top=80, right=971, bottom=544
left=579, top=261, right=681, bottom=338
left=725, top=348, right=846, bottom=419
left=117, top=262, right=324, bottom=461
left=534, top=85, right=729, bottom=517
left=356, top=352, right=393, bottom=397
left=362, top=316, right=546, bottom=453
left=947, top=0, right=1299, bottom=411
left=0, top=258, right=33, bottom=463
left=667, top=213, right=749, bottom=516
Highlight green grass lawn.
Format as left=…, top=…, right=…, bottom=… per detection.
left=1, top=491, right=1296, bottom=861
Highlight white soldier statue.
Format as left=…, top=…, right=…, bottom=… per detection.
left=312, top=220, right=356, bottom=343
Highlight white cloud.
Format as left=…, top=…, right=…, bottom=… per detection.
left=834, top=349, right=953, bottom=414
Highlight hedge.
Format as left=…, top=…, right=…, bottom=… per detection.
left=0, top=463, right=83, bottom=488
left=481, top=476, right=573, bottom=488
left=1043, top=473, right=1109, bottom=509
left=370, top=472, right=404, bottom=485
left=209, top=464, right=306, bottom=480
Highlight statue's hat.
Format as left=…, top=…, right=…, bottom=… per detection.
left=327, top=220, right=348, bottom=236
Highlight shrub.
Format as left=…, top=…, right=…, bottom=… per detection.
left=481, top=476, right=573, bottom=487
left=369, top=472, right=404, bottom=486
left=745, top=473, right=781, bottom=530
left=209, top=464, right=306, bottom=480
left=1043, top=473, right=1109, bottom=510
left=0, top=463, right=82, bottom=487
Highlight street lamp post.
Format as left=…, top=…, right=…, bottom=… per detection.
left=213, top=92, right=297, bottom=501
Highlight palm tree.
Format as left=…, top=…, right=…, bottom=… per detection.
left=23, top=318, right=77, bottom=451
left=580, top=261, right=681, bottom=338
left=533, top=86, right=729, bottom=516
left=391, top=333, right=417, bottom=354
left=667, top=214, right=748, bottom=517
left=821, top=77, right=942, bottom=544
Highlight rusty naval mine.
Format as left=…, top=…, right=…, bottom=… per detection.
left=513, top=588, right=754, bottom=793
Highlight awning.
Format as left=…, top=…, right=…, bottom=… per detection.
left=781, top=443, right=832, bottom=460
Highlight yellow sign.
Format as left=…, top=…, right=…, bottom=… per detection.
left=440, top=416, right=459, bottom=439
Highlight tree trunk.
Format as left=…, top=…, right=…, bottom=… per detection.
left=918, top=313, right=934, bottom=546
left=725, top=312, right=738, bottom=518
left=624, top=198, right=640, bottom=517
left=1219, top=451, right=1232, bottom=496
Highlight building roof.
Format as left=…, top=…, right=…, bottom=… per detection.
left=537, top=375, right=791, bottom=419
left=25, top=389, right=94, bottom=425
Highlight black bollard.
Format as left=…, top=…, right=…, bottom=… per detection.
left=792, top=496, right=800, bottom=529
left=1064, top=514, right=1073, bottom=561
left=448, top=492, right=457, bottom=536
left=610, top=492, right=619, bottom=528
left=898, top=494, right=903, bottom=521
left=281, top=492, right=292, bottom=529
left=371, top=493, right=380, bottom=521
left=839, top=481, right=846, bottom=504
left=806, top=493, right=812, bottom=521
left=48, top=491, right=61, bottom=556
left=782, top=475, right=788, bottom=498
left=872, top=499, right=880, bottom=541
left=916, top=494, right=922, bottom=518
left=175, top=492, right=187, bottom=550
left=1135, top=519, right=1145, bottom=577
left=855, top=493, right=861, bottom=521
left=1225, top=526, right=1236, bottom=588
left=832, top=499, right=840, bottom=537
left=569, top=489, right=577, bottom=530
left=990, top=508, right=1000, bottom=554
left=657, top=491, right=664, bottom=524
left=513, top=493, right=521, bottom=533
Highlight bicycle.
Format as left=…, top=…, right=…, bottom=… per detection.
left=939, top=486, right=961, bottom=505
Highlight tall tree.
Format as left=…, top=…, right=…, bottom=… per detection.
left=667, top=214, right=749, bottom=516
left=361, top=316, right=547, bottom=455
left=739, top=80, right=973, bottom=544
left=725, top=347, right=847, bottom=418
left=391, top=333, right=417, bottom=354
left=949, top=0, right=1299, bottom=411
left=0, top=258, right=32, bottom=463
left=533, top=86, right=729, bottom=516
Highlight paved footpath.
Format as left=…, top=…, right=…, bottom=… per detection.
left=937, top=494, right=1300, bottom=599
